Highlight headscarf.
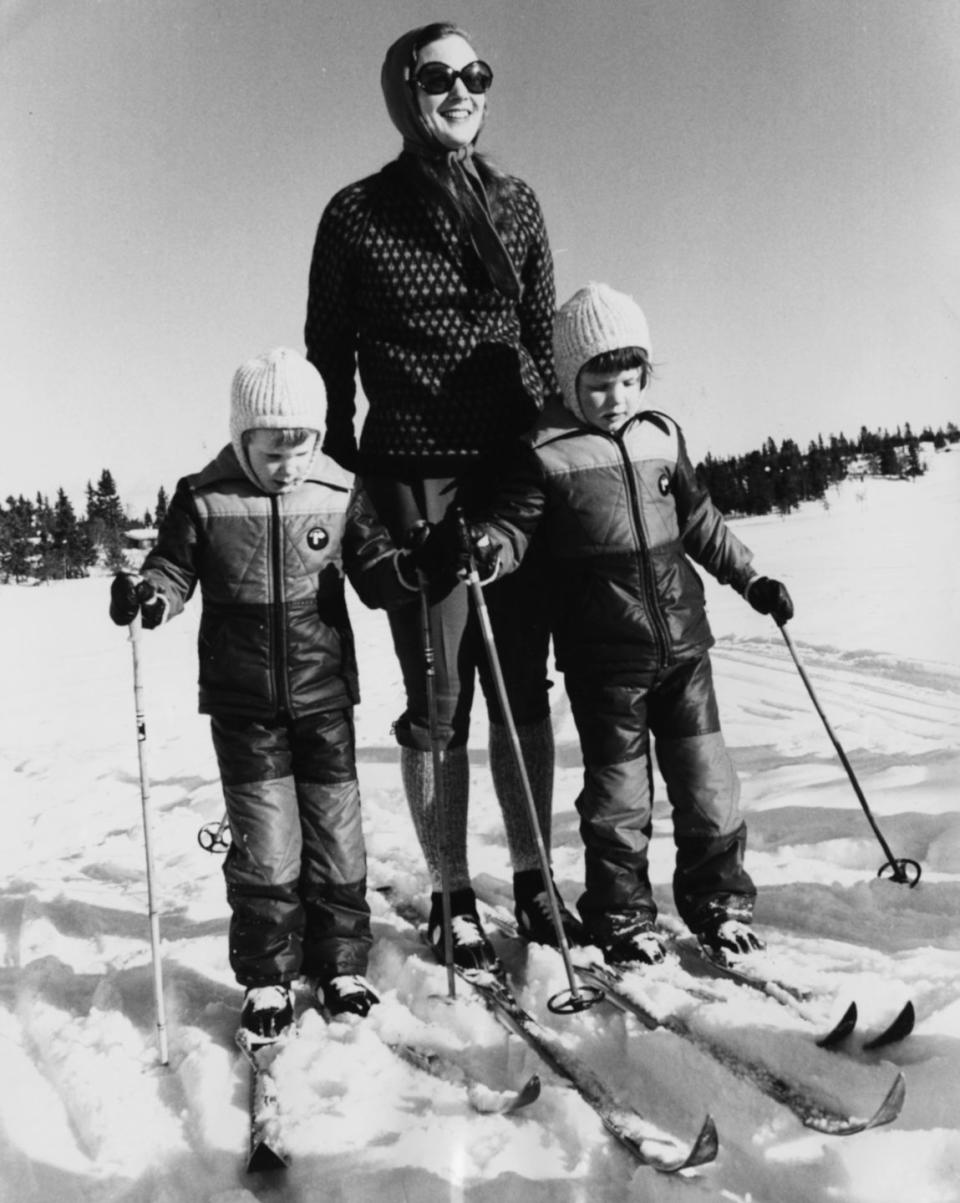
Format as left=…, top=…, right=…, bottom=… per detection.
left=380, top=26, right=522, bottom=300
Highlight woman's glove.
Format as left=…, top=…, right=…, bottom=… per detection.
left=745, top=576, right=794, bottom=625
left=109, top=573, right=168, bottom=628
left=405, top=513, right=500, bottom=583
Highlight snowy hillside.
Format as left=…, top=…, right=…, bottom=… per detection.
left=1, top=451, right=958, bottom=1203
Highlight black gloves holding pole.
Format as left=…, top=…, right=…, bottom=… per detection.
left=405, top=511, right=500, bottom=585
left=109, top=573, right=169, bottom=628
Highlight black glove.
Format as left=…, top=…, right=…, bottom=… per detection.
left=109, top=573, right=168, bottom=628
left=404, top=519, right=454, bottom=579
left=746, top=576, right=794, bottom=625
left=404, top=513, right=501, bottom=584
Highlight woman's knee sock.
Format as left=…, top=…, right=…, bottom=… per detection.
left=400, top=745, right=471, bottom=891
left=489, top=717, right=554, bottom=874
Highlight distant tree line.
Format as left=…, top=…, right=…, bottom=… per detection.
left=696, top=422, right=958, bottom=518
left=0, top=469, right=169, bottom=583
left=1, top=419, right=957, bottom=581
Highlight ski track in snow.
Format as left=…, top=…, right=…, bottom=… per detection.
left=1, top=452, right=958, bottom=1202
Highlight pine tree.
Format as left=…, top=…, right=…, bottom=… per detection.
left=46, top=488, right=96, bottom=578
left=83, top=469, right=129, bottom=570
left=154, top=484, right=169, bottom=527
left=95, top=469, right=126, bottom=532
left=879, top=439, right=900, bottom=476
left=0, top=495, right=34, bottom=581
left=742, top=451, right=774, bottom=515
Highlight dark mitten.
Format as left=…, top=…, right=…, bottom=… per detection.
left=109, top=573, right=168, bottom=628
left=746, top=576, right=794, bottom=625
left=109, top=572, right=142, bottom=625
left=404, top=520, right=453, bottom=578
left=137, top=579, right=168, bottom=629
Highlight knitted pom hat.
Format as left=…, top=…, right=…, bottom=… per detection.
left=229, top=348, right=325, bottom=479
left=553, top=283, right=652, bottom=419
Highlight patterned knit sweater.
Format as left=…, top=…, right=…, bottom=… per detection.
left=304, top=157, right=560, bottom=476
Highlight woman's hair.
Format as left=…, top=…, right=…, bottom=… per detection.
left=579, top=347, right=654, bottom=390
left=400, top=22, right=517, bottom=231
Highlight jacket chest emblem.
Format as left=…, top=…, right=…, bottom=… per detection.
left=306, top=527, right=329, bottom=551
left=658, top=470, right=672, bottom=496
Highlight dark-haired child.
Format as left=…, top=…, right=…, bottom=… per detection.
left=450, top=284, right=794, bottom=966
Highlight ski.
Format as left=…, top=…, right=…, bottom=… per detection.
left=381, top=892, right=716, bottom=1172
left=481, top=895, right=911, bottom=1052
left=456, top=965, right=718, bottom=1172
left=387, top=1040, right=542, bottom=1114
left=674, top=938, right=916, bottom=1050
left=311, top=976, right=542, bottom=1116
left=576, top=961, right=906, bottom=1136
left=863, top=1000, right=916, bottom=1050
left=235, top=1029, right=290, bottom=1172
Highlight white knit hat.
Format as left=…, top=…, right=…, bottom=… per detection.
left=553, top=283, right=651, bottom=418
left=229, top=347, right=326, bottom=465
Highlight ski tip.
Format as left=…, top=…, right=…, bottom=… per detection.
left=511, top=1073, right=542, bottom=1111
left=686, top=1113, right=720, bottom=1169
left=647, top=1113, right=719, bottom=1173
left=817, top=1000, right=859, bottom=1048
left=803, top=1070, right=906, bottom=1136
left=247, top=1140, right=289, bottom=1172
left=862, top=999, right=915, bottom=1051
left=871, top=1071, right=907, bottom=1129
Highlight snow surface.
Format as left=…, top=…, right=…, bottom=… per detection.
left=1, top=451, right=958, bottom=1203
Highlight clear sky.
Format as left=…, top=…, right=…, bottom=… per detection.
left=3, top=0, right=958, bottom=515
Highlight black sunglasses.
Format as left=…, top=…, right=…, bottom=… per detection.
left=412, top=59, right=494, bottom=96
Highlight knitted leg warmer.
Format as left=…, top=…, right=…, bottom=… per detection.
left=400, top=745, right=471, bottom=892
left=489, top=717, right=555, bottom=874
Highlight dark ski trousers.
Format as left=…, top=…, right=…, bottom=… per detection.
left=566, top=653, right=755, bottom=938
left=362, top=473, right=551, bottom=750
left=210, top=708, right=372, bottom=988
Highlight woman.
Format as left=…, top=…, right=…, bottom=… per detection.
left=305, top=22, right=577, bottom=968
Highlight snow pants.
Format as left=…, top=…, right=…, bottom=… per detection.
left=566, top=653, right=756, bottom=939
left=210, top=708, right=372, bottom=988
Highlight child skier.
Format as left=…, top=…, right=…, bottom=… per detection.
left=109, top=347, right=418, bottom=1038
left=428, top=283, right=794, bottom=967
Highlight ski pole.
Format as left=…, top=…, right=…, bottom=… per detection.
left=408, top=522, right=457, bottom=999
left=777, top=620, right=921, bottom=887
left=456, top=513, right=603, bottom=1015
left=128, top=614, right=171, bottom=1063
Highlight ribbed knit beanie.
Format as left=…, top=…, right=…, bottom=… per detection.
left=553, top=283, right=651, bottom=420
left=229, top=348, right=326, bottom=478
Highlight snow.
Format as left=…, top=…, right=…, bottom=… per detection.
left=1, top=450, right=958, bottom=1203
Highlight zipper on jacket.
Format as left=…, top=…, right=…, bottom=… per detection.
left=613, top=427, right=671, bottom=667
left=270, top=494, right=291, bottom=715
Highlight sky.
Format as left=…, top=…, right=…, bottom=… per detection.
left=3, top=0, right=959, bottom=515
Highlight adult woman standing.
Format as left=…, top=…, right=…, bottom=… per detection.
left=305, top=22, right=576, bottom=968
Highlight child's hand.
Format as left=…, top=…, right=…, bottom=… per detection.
left=109, top=573, right=168, bottom=628
left=461, top=527, right=500, bottom=585
left=745, top=577, right=794, bottom=625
